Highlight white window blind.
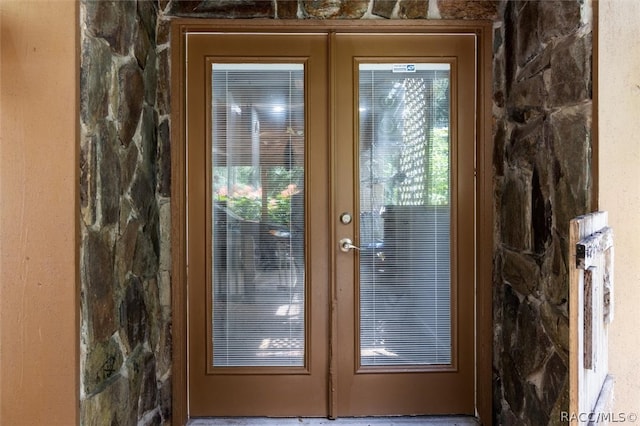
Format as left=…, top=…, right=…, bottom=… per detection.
left=211, top=63, right=306, bottom=367
left=358, top=63, right=452, bottom=366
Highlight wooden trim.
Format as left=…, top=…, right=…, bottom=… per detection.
left=475, top=22, right=494, bottom=426
left=591, top=0, right=599, bottom=212
left=170, top=19, right=494, bottom=424
left=569, top=212, right=610, bottom=421
left=170, top=21, right=188, bottom=426
left=74, top=2, right=82, bottom=424
left=328, top=30, right=338, bottom=420
left=567, top=8, right=600, bottom=418
left=172, top=18, right=495, bottom=34
left=569, top=218, right=580, bottom=422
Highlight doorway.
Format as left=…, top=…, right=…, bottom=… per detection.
left=177, top=23, right=492, bottom=421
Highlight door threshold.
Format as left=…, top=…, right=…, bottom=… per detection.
left=188, top=416, right=480, bottom=425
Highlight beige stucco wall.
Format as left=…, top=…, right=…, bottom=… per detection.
left=598, top=0, right=640, bottom=415
left=0, top=1, right=78, bottom=424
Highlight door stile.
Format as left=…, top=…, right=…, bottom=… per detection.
left=204, top=56, right=214, bottom=376
left=328, top=30, right=339, bottom=420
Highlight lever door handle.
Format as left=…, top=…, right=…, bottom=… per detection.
left=339, top=238, right=360, bottom=253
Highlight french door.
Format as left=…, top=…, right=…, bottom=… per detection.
left=186, top=29, right=477, bottom=418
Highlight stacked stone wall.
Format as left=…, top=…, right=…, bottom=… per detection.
left=79, top=1, right=171, bottom=424
left=493, top=1, right=592, bottom=424
left=78, top=1, right=591, bottom=424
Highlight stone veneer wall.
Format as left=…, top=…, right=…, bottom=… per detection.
left=79, top=1, right=171, bottom=424
left=492, top=1, right=593, bottom=424
left=78, top=1, right=592, bottom=425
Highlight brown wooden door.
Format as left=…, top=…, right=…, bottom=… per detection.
left=186, top=30, right=476, bottom=418
left=332, top=33, right=476, bottom=416
left=186, top=32, right=330, bottom=416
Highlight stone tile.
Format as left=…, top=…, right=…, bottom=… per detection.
left=372, top=0, right=397, bottom=18
left=83, top=229, right=117, bottom=342
left=398, top=0, right=428, bottom=19
left=80, top=35, right=112, bottom=130
left=84, top=0, right=136, bottom=55
left=548, top=33, right=591, bottom=106
left=276, top=0, right=299, bottom=18
left=437, top=0, right=498, bottom=20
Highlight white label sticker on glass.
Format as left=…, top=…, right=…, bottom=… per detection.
left=392, top=64, right=416, bottom=73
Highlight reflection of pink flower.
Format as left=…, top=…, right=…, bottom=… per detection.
left=280, top=183, right=298, bottom=197
left=217, top=186, right=228, bottom=197
left=230, top=184, right=261, bottom=199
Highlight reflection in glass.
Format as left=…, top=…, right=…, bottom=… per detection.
left=358, top=63, right=452, bottom=366
left=211, top=64, right=305, bottom=367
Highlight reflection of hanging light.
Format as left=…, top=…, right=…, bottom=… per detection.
left=272, top=105, right=285, bottom=113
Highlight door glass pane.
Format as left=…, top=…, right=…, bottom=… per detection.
left=358, top=63, right=451, bottom=366
left=211, top=64, right=305, bottom=367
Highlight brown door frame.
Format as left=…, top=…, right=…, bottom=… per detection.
left=171, top=19, right=493, bottom=426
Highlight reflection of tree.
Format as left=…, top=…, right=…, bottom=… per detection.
left=265, top=166, right=303, bottom=198
left=428, top=128, right=449, bottom=205
left=432, top=76, right=450, bottom=128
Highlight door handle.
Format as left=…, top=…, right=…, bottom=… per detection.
left=339, top=238, right=360, bottom=253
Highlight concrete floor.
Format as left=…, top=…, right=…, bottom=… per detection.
left=188, top=417, right=479, bottom=425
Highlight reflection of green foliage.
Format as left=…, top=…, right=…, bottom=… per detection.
left=428, top=127, right=449, bottom=205
left=229, top=196, right=261, bottom=221
left=265, top=166, right=302, bottom=224
left=428, top=75, right=450, bottom=205
left=238, top=166, right=258, bottom=185
left=268, top=195, right=291, bottom=224
left=432, top=77, right=450, bottom=128
left=213, top=165, right=303, bottom=223
left=266, top=167, right=304, bottom=197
